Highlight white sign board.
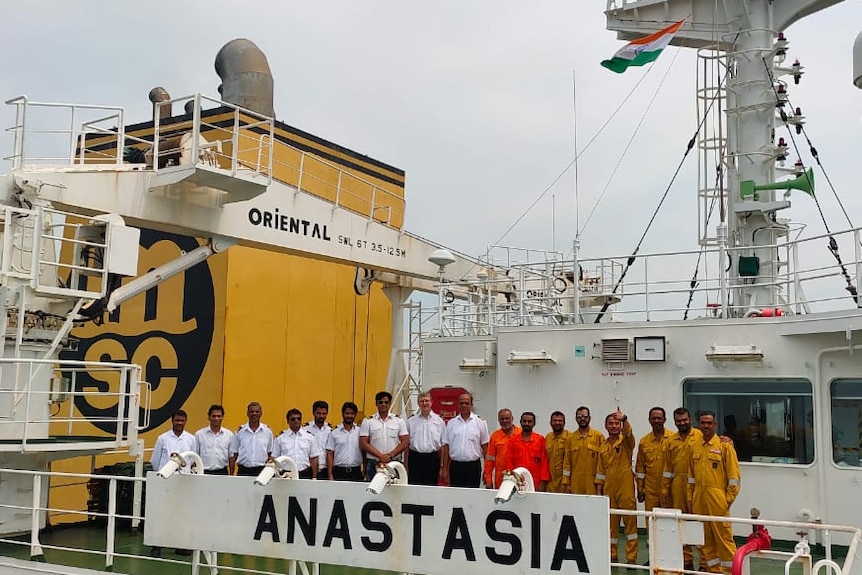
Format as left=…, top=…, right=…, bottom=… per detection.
left=144, top=473, right=610, bottom=575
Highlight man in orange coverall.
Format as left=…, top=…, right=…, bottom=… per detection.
left=506, top=411, right=551, bottom=491
left=596, top=409, right=638, bottom=565
left=484, top=408, right=519, bottom=488
left=688, top=411, right=740, bottom=574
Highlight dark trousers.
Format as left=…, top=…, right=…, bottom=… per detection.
left=407, top=450, right=440, bottom=485
left=449, top=459, right=482, bottom=488
left=332, top=465, right=364, bottom=481
left=237, top=465, right=265, bottom=477
left=204, top=467, right=228, bottom=475
left=297, top=468, right=313, bottom=479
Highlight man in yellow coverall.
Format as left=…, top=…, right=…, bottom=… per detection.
left=688, top=411, right=740, bottom=574
left=636, top=406, right=672, bottom=511
left=562, top=406, right=604, bottom=495
left=596, top=409, right=638, bottom=565
left=661, top=407, right=701, bottom=570
left=484, top=408, right=519, bottom=488
left=545, top=410, right=569, bottom=493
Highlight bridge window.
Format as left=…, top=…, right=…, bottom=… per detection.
left=682, top=378, right=813, bottom=464
left=831, top=379, right=862, bottom=468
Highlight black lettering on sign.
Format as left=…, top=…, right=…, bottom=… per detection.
left=287, top=496, right=317, bottom=545
left=485, top=510, right=521, bottom=565
left=531, top=513, right=541, bottom=569
left=360, top=501, right=393, bottom=552
left=401, top=503, right=433, bottom=557
left=253, top=495, right=280, bottom=542
left=551, top=515, right=589, bottom=572
left=323, top=499, right=351, bottom=549
left=442, top=507, right=475, bottom=561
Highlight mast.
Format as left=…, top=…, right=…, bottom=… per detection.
left=605, top=0, right=842, bottom=316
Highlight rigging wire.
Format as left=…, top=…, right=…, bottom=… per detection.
left=482, top=66, right=655, bottom=257
left=594, top=66, right=731, bottom=323
left=761, top=57, right=860, bottom=306
left=580, top=44, right=684, bottom=235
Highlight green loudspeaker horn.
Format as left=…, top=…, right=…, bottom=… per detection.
left=739, top=169, right=815, bottom=198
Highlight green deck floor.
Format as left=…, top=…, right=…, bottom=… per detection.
left=0, top=523, right=846, bottom=575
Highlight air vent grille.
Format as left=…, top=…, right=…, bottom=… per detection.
left=601, top=339, right=631, bottom=362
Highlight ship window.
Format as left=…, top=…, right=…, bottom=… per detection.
left=682, top=378, right=814, bottom=465
left=830, top=379, right=862, bottom=468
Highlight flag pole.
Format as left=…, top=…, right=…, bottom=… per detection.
left=572, top=69, right=581, bottom=325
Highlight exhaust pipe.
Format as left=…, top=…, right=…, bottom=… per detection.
left=214, top=38, right=274, bottom=118
left=148, top=87, right=172, bottom=121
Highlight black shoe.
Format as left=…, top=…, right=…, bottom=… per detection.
left=149, top=547, right=161, bottom=558
left=684, top=562, right=695, bottom=571
left=175, top=548, right=192, bottom=556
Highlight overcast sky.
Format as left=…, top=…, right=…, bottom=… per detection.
left=2, top=1, right=861, bottom=275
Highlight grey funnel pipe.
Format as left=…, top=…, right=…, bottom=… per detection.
left=215, top=38, right=275, bottom=118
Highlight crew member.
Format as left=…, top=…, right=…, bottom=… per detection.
left=194, top=404, right=233, bottom=475
left=661, top=407, right=701, bottom=570
left=152, top=409, right=196, bottom=473
left=688, top=411, right=741, bottom=574
left=327, top=401, right=364, bottom=481
left=562, top=406, right=604, bottom=495
left=149, top=409, right=196, bottom=558
left=507, top=412, right=550, bottom=491
left=545, top=410, right=569, bottom=493
left=273, top=408, right=320, bottom=479
left=596, top=409, right=638, bottom=565
left=444, top=393, right=489, bottom=487
left=484, top=408, right=519, bottom=488
left=359, top=391, right=409, bottom=481
left=229, top=401, right=274, bottom=477
left=635, top=406, right=671, bottom=510
left=303, top=400, right=332, bottom=479
left=405, top=391, right=447, bottom=485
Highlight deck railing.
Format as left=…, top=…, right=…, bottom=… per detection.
left=0, top=465, right=858, bottom=575
left=425, top=225, right=862, bottom=336
left=4, top=95, right=404, bottom=229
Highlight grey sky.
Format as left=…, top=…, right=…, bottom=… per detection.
left=2, top=0, right=861, bottom=271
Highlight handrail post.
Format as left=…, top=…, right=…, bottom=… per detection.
left=194, top=94, right=203, bottom=171
left=644, top=256, right=650, bottom=321
left=297, top=152, right=305, bottom=192
left=115, top=368, right=128, bottom=445
left=132, top=438, right=145, bottom=529
left=106, top=478, right=117, bottom=569
left=30, top=474, right=43, bottom=559
left=153, top=103, right=161, bottom=173
left=231, top=103, right=239, bottom=176
left=117, top=108, right=126, bottom=164
left=19, top=98, right=28, bottom=168
left=68, top=105, right=78, bottom=164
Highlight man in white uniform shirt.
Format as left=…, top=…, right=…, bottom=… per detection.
left=405, top=391, right=447, bottom=485
left=326, top=401, right=364, bottom=481
left=444, top=393, right=490, bottom=488
left=229, top=401, right=274, bottom=476
left=359, top=391, right=409, bottom=481
left=302, top=400, right=332, bottom=479
left=149, top=409, right=196, bottom=559
left=273, top=408, right=320, bottom=479
left=194, top=404, right=234, bottom=475
left=151, top=409, right=197, bottom=473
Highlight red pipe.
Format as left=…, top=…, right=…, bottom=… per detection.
left=732, top=526, right=772, bottom=575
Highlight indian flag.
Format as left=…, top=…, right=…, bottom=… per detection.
left=601, top=20, right=685, bottom=74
